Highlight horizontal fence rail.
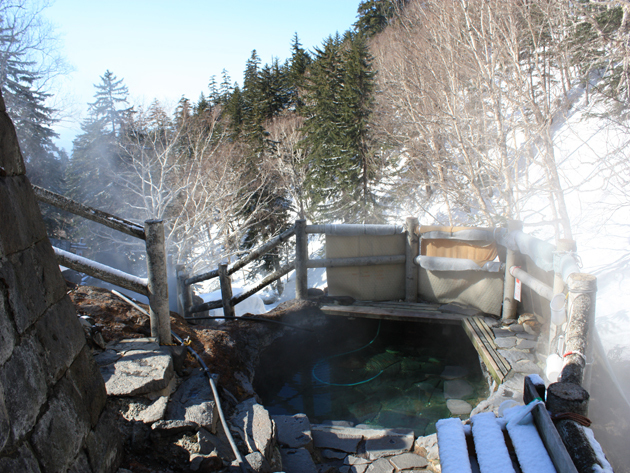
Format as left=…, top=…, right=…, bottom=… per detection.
left=306, top=223, right=404, bottom=236
left=33, top=185, right=146, bottom=240
left=306, top=255, right=406, bottom=268
left=35, top=186, right=170, bottom=344
left=185, top=225, right=296, bottom=286
left=54, top=246, right=149, bottom=296
left=182, top=225, right=298, bottom=317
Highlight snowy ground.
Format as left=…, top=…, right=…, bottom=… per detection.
left=517, top=97, right=630, bottom=362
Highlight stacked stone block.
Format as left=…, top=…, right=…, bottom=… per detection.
left=0, top=92, right=121, bottom=473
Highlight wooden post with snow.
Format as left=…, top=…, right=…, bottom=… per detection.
left=295, top=219, right=308, bottom=300
left=548, top=239, right=576, bottom=355
left=560, top=273, right=597, bottom=385
left=405, top=217, right=419, bottom=303
left=145, top=219, right=171, bottom=344
left=545, top=273, right=601, bottom=473
left=501, top=220, right=522, bottom=321
left=218, top=263, right=235, bottom=319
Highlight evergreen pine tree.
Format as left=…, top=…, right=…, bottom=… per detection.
left=302, top=33, right=382, bottom=222
left=88, top=70, right=133, bottom=136
left=224, top=84, right=244, bottom=138
left=354, top=0, right=405, bottom=37
left=0, top=4, right=69, bottom=236
left=66, top=71, right=132, bottom=209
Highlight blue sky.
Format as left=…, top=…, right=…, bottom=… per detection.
left=44, top=0, right=361, bottom=152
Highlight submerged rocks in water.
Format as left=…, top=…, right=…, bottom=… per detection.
left=446, top=399, right=473, bottom=415
left=365, top=352, right=401, bottom=373
left=444, top=379, right=474, bottom=400
left=440, top=365, right=469, bottom=380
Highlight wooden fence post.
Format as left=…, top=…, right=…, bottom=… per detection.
left=176, top=264, right=193, bottom=317
left=548, top=239, right=576, bottom=355
left=145, top=219, right=171, bottom=344
left=405, top=217, right=419, bottom=302
left=295, top=219, right=308, bottom=300
left=560, top=273, right=597, bottom=385
left=219, top=263, right=235, bottom=318
left=502, top=220, right=522, bottom=321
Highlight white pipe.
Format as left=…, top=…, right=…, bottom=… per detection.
left=509, top=266, right=554, bottom=301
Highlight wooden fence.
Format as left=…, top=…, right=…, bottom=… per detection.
left=33, top=185, right=171, bottom=344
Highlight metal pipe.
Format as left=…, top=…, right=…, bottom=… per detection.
left=307, top=255, right=406, bottom=268
left=509, top=266, right=554, bottom=301
left=415, top=255, right=503, bottom=272
left=33, top=185, right=146, bottom=240
left=109, top=290, right=247, bottom=473
left=53, top=246, right=149, bottom=296
left=502, top=220, right=523, bottom=321
left=305, top=223, right=404, bottom=236
left=419, top=229, right=496, bottom=241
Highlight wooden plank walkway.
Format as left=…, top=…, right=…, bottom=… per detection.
left=321, top=301, right=511, bottom=384
left=462, top=317, right=511, bottom=384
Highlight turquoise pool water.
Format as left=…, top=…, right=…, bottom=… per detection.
left=254, top=318, right=489, bottom=436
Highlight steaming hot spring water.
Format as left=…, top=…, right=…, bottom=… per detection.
left=254, top=318, right=489, bottom=436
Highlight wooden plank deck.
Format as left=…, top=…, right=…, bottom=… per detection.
left=462, top=317, right=511, bottom=384
left=320, top=301, right=468, bottom=324
left=320, top=301, right=512, bottom=384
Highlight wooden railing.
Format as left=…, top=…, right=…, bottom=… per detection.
left=177, top=217, right=420, bottom=317
left=33, top=185, right=171, bottom=344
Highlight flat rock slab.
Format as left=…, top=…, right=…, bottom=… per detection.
left=341, top=465, right=369, bottom=473
left=232, top=398, right=274, bottom=458
left=516, top=339, right=538, bottom=350
left=340, top=465, right=369, bottom=473
left=280, top=447, right=317, bottom=473
left=446, top=399, right=473, bottom=415
left=93, top=349, right=121, bottom=366
left=243, top=451, right=271, bottom=473
left=272, top=413, right=313, bottom=450
left=492, top=328, right=513, bottom=338
left=101, top=349, right=174, bottom=396
left=507, top=324, right=525, bottom=333
left=107, top=338, right=159, bottom=353
left=137, top=396, right=169, bottom=424
left=167, top=370, right=218, bottom=433
left=151, top=420, right=198, bottom=435
left=498, top=349, right=536, bottom=364
left=444, top=379, right=473, bottom=399
left=345, top=455, right=371, bottom=466
left=364, top=429, right=414, bottom=460
left=440, top=366, right=469, bottom=380
left=512, top=360, right=542, bottom=375
left=312, top=425, right=363, bottom=453
left=494, top=337, right=517, bottom=349
left=388, top=452, right=429, bottom=470
left=322, top=449, right=347, bottom=460
left=366, top=457, right=394, bottom=473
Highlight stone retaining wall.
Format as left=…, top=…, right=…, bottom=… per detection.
left=0, top=92, right=121, bottom=473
